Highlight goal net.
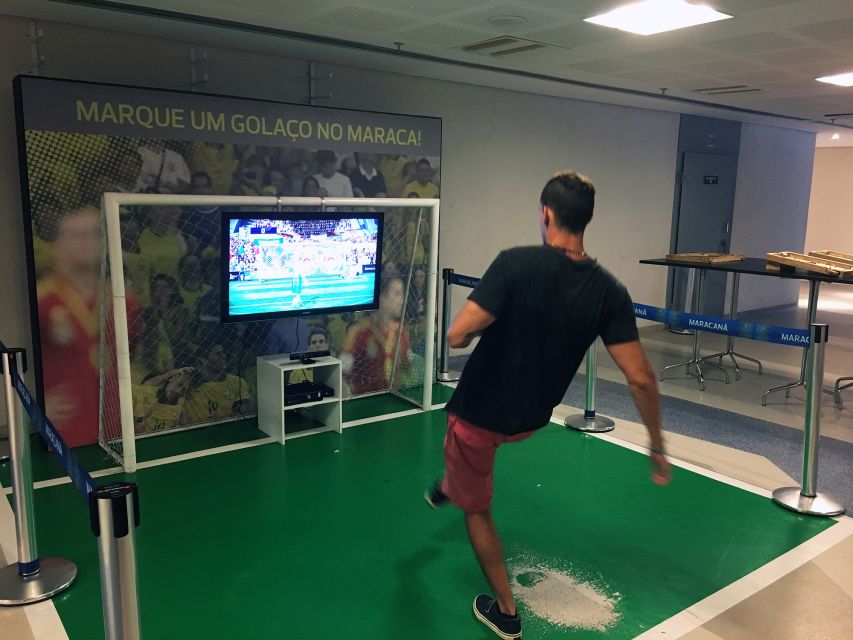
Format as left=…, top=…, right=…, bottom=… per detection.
left=99, top=194, right=438, bottom=471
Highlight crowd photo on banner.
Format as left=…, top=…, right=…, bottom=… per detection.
left=25, top=131, right=440, bottom=448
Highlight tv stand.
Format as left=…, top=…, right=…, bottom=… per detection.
left=257, top=355, right=342, bottom=443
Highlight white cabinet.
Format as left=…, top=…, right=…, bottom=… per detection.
left=256, top=355, right=343, bottom=443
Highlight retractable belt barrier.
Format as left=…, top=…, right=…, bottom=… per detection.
left=437, top=267, right=843, bottom=516
left=0, top=338, right=142, bottom=637
left=633, top=303, right=811, bottom=348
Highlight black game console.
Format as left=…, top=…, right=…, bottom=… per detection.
left=284, top=380, right=335, bottom=405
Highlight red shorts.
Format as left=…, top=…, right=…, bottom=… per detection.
left=440, top=413, right=536, bottom=513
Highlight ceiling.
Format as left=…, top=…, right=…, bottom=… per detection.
left=6, top=0, right=853, bottom=141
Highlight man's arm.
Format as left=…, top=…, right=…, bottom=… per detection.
left=447, top=300, right=496, bottom=349
left=605, top=340, right=671, bottom=485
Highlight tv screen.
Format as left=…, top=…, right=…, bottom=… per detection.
left=221, top=211, right=384, bottom=323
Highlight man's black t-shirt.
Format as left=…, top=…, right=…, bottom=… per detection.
left=446, top=245, right=638, bottom=435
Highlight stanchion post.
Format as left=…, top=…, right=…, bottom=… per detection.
left=565, top=340, right=615, bottom=433
left=0, top=348, right=77, bottom=606
left=437, top=268, right=459, bottom=383
left=772, top=324, right=845, bottom=517
left=90, top=482, right=142, bottom=640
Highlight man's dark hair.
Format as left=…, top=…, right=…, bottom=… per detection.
left=539, top=171, right=595, bottom=234
left=416, top=158, right=431, bottom=168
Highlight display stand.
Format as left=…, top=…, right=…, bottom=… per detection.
left=257, top=355, right=343, bottom=443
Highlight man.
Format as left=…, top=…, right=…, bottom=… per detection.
left=349, top=153, right=387, bottom=198
left=403, top=158, right=439, bottom=199
left=313, top=150, right=353, bottom=198
left=181, top=341, right=252, bottom=424
left=38, top=205, right=103, bottom=447
left=340, top=277, right=409, bottom=395
left=427, top=172, right=671, bottom=640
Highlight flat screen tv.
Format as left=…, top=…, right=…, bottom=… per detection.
left=221, top=211, right=384, bottom=323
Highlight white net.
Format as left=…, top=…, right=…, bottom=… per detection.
left=99, top=199, right=434, bottom=466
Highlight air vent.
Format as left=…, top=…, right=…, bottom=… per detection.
left=461, top=36, right=547, bottom=57
left=692, top=85, right=763, bottom=95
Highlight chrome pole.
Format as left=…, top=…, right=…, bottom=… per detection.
left=565, top=340, right=615, bottom=433
left=0, top=349, right=77, bottom=606
left=91, top=482, right=142, bottom=640
left=772, top=324, right=844, bottom=516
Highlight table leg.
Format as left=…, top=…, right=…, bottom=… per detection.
left=702, top=273, right=763, bottom=380
left=763, top=280, right=820, bottom=406
left=660, top=268, right=730, bottom=391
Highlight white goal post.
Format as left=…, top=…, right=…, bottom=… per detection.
left=101, top=192, right=440, bottom=472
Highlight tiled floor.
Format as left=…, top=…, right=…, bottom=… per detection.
left=2, top=283, right=852, bottom=639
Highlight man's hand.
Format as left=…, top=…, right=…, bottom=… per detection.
left=650, top=451, right=671, bottom=485
left=447, top=301, right=494, bottom=349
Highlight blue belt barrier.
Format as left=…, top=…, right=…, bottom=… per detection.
left=442, top=274, right=809, bottom=347
left=634, top=303, right=811, bottom=348
left=0, top=339, right=95, bottom=499
left=448, top=273, right=480, bottom=288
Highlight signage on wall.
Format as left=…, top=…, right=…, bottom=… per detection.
left=703, top=176, right=719, bottom=185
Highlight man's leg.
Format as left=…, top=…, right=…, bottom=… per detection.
left=466, top=509, right=516, bottom=616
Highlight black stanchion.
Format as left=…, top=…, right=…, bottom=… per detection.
left=437, top=268, right=459, bottom=382
left=564, top=341, right=615, bottom=433
left=0, top=348, right=77, bottom=606
left=90, top=482, right=142, bottom=640
left=437, top=269, right=482, bottom=383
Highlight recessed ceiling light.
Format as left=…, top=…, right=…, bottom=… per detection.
left=816, top=72, right=853, bottom=87
left=585, top=0, right=732, bottom=36
left=831, top=133, right=841, bottom=140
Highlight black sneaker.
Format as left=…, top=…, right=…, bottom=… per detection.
left=424, top=482, right=449, bottom=509
left=473, top=594, right=522, bottom=639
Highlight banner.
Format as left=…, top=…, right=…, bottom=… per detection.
left=14, top=75, right=442, bottom=447
left=633, top=303, right=810, bottom=347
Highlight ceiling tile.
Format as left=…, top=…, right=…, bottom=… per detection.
left=630, top=47, right=722, bottom=66
left=712, top=0, right=802, bottom=13
left=793, top=17, right=853, bottom=42
left=522, top=1, right=626, bottom=17
left=615, top=68, right=695, bottom=84
left=703, top=31, right=805, bottom=54
left=396, top=23, right=491, bottom=47
left=752, top=47, right=848, bottom=66
left=316, top=6, right=421, bottom=32
left=454, top=4, right=575, bottom=32
left=566, top=58, right=645, bottom=73
left=359, top=0, right=491, bottom=19
left=676, top=58, right=763, bottom=76
left=525, top=22, right=616, bottom=48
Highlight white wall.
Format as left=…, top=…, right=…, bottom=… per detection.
left=324, top=64, right=680, bottom=299
left=0, top=13, right=680, bottom=357
left=805, top=147, right=853, bottom=255
left=730, top=123, right=816, bottom=311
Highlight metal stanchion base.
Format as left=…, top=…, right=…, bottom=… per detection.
left=0, top=440, right=9, bottom=463
left=772, top=487, right=845, bottom=517
left=564, top=414, right=615, bottom=433
left=437, top=371, right=460, bottom=383
left=0, top=557, right=77, bottom=606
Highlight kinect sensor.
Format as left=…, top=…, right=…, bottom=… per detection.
left=289, top=350, right=331, bottom=365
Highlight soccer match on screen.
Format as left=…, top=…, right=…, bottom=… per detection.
left=226, top=214, right=381, bottom=319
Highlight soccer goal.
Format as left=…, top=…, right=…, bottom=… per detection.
left=99, top=193, right=440, bottom=472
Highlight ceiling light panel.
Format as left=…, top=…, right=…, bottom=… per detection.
left=585, top=0, right=732, bottom=36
